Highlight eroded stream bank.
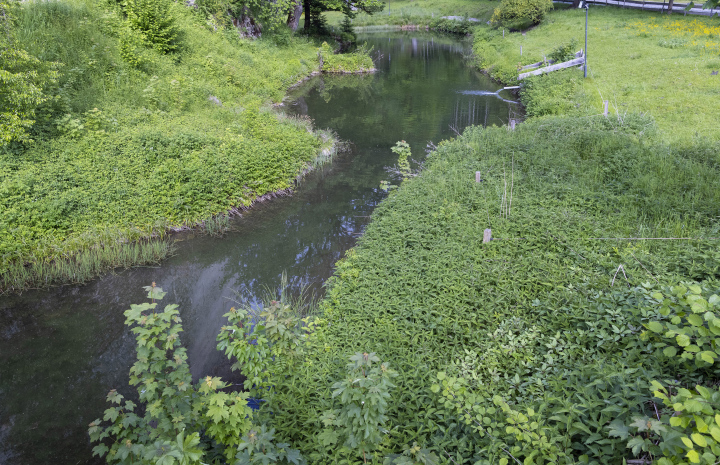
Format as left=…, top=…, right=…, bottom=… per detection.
left=0, top=32, right=518, bottom=465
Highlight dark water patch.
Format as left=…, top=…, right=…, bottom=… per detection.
left=0, top=32, right=516, bottom=465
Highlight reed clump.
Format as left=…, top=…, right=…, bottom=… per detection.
left=1, top=238, right=174, bottom=294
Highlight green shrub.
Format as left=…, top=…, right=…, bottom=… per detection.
left=319, top=42, right=375, bottom=73
left=490, top=0, right=553, bottom=30
left=548, top=38, right=578, bottom=63
left=123, top=0, right=179, bottom=53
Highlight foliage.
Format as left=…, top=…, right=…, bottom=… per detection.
left=318, top=42, right=375, bottom=72
left=303, top=0, right=384, bottom=34
left=1, top=0, right=331, bottom=290
left=381, top=140, right=412, bottom=191
left=428, top=17, right=473, bottom=35
left=644, top=284, right=720, bottom=370
left=519, top=68, right=588, bottom=117
left=217, top=297, right=315, bottom=393
left=323, top=0, right=497, bottom=29
left=547, top=38, right=578, bottom=63
left=88, top=284, right=255, bottom=463
left=490, top=0, right=552, bottom=30
left=0, top=0, right=60, bottom=145
left=252, top=114, right=720, bottom=463
left=321, top=352, right=398, bottom=463
left=123, top=0, right=180, bottom=53
left=383, top=443, right=439, bottom=465
left=235, top=425, right=306, bottom=465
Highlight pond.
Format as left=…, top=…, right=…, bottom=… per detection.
left=0, top=31, right=518, bottom=465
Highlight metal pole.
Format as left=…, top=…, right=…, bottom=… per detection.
left=584, top=3, right=588, bottom=78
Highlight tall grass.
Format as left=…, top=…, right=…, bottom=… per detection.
left=1, top=238, right=174, bottom=294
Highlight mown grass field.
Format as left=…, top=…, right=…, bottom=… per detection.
left=472, top=6, right=720, bottom=142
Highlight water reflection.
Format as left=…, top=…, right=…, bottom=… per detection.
left=0, top=32, right=517, bottom=465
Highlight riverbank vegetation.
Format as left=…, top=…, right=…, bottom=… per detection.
left=95, top=113, right=720, bottom=464
left=88, top=2, right=720, bottom=464
left=0, top=0, right=375, bottom=293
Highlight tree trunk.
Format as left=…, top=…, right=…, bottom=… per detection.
left=232, top=7, right=262, bottom=38
left=303, top=0, right=312, bottom=31
left=667, top=0, right=674, bottom=13
left=287, top=0, right=303, bottom=30
left=572, top=0, right=582, bottom=7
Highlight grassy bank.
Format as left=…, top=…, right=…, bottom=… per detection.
left=0, top=0, right=366, bottom=293
left=250, top=5, right=720, bottom=463
left=253, top=113, right=720, bottom=463
left=472, top=6, right=720, bottom=141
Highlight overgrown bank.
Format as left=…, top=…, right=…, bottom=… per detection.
left=0, top=0, right=374, bottom=293
left=92, top=113, right=720, bottom=464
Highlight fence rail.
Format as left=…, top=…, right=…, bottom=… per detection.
left=554, top=0, right=719, bottom=16
left=518, top=51, right=585, bottom=80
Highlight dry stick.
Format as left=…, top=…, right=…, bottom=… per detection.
left=444, top=451, right=460, bottom=465
left=502, top=163, right=508, bottom=219
left=509, top=153, right=514, bottom=217
left=628, top=250, right=659, bottom=283
left=611, top=264, right=631, bottom=288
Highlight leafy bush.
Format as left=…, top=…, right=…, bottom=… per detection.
left=0, top=0, right=60, bottom=145
left=123, top=0, right=180, bottom=53
left=547, top=38, right=578, bottom=63
left=89, top=285, right=256, bottom=463
left=428, top=17, right=473, bottom=35
left=490, top=0, right=553, bottom=30
left=319, top=42, right=375, bottom=73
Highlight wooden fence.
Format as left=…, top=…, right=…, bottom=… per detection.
left=518, top=51, right=585, bottom=80
left=554, top=0, right=719, bottom=16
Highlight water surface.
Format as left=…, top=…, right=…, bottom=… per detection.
left=0, top=31, right=517, bottom=465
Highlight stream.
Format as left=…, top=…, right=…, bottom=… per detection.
left=0, top=31, right=518, bottom=465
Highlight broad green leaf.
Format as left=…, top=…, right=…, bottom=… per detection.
left=688, top=449, right=700, bottom=463
left=700, top=351, right=716, bottom=364
left=677, top=334, right=691, bottom=347
left=664, top=346, right=678, bottom=357
left=710, top=426, right=720, bottom=443
left=607, top=420, right=630, bottom=440
left=682, top=437, right=694, bottom=449
left=688, top=314, right=704, bottom=326
left=648, top=321, right=664, bottom=333
left=692, top=432, right=708, bottom=447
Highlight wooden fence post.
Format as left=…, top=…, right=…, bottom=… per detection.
left=483, top=229, right=492, bottom=243
left=475, top=171, right=482, bottom=183
left=510, top=119, right=516, bottom=130
left=603, top=100, right=609, bottom=116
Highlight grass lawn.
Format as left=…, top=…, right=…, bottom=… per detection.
left=473, top=6, right=720, bottom=142
left=323, top=0, right=498, bottom=27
